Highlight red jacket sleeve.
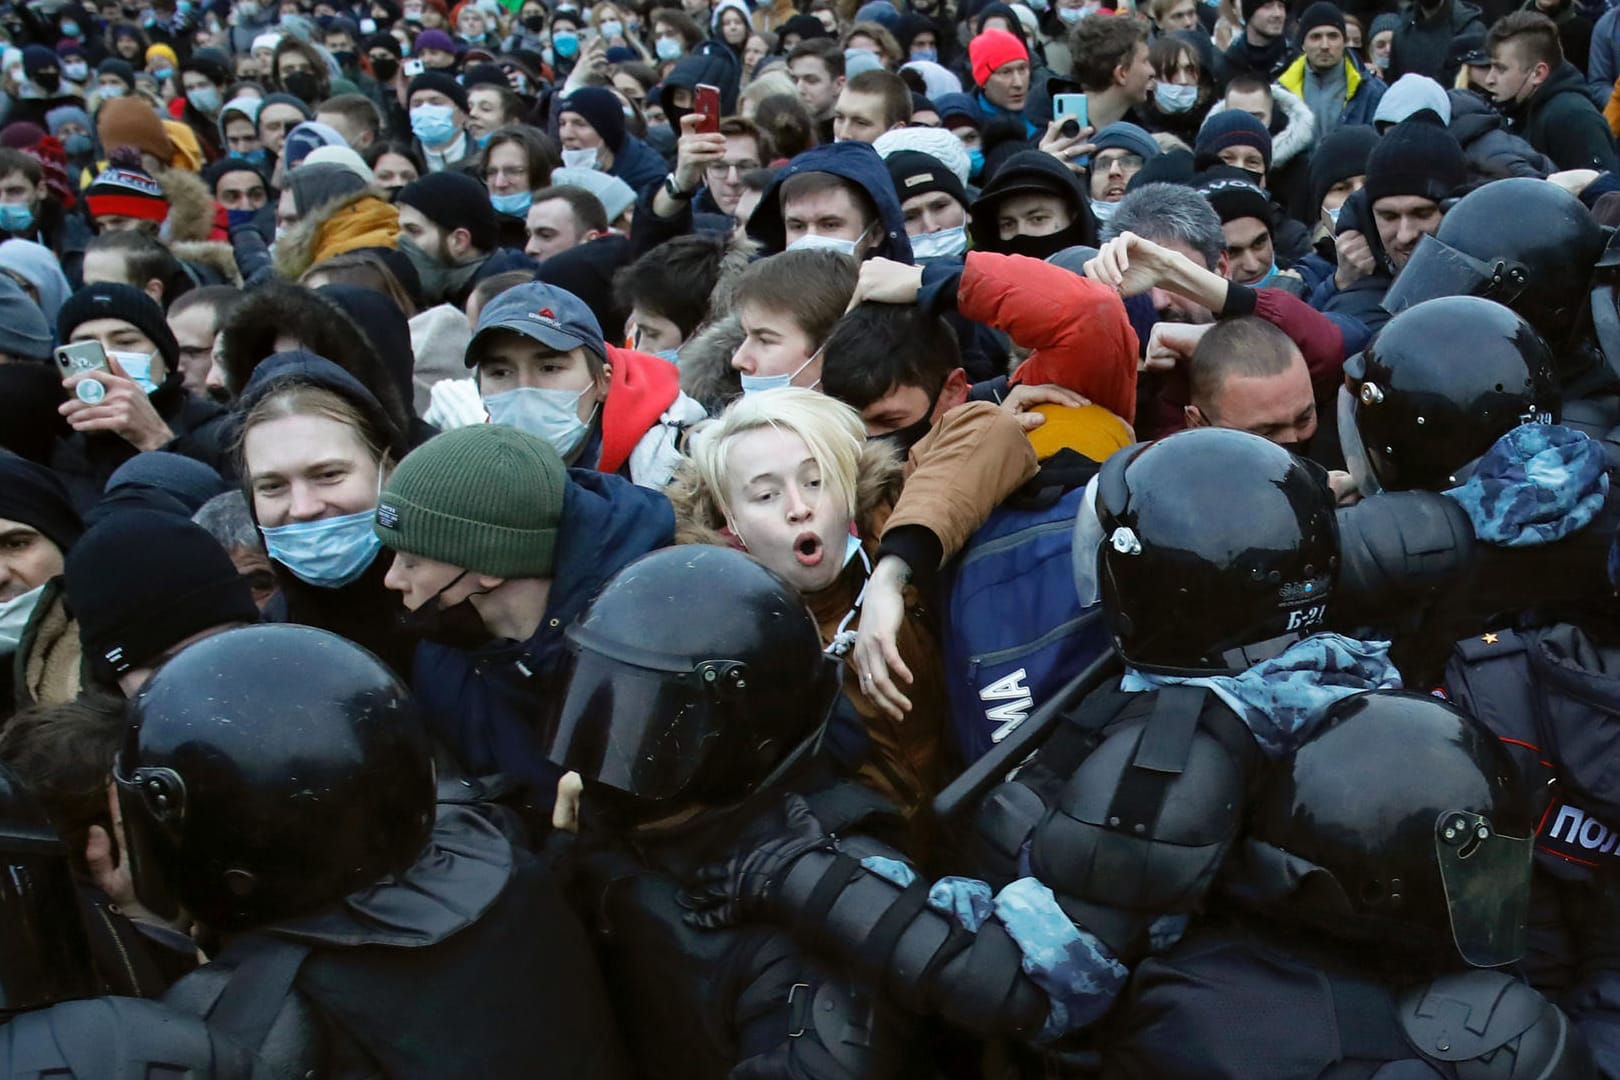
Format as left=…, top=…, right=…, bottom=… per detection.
left=1246, top=288, right=1347, bottom=399
left=956, top=251, right=1138, bottom=422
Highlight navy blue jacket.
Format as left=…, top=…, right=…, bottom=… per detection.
left=411, top=469, right=675, bottom=798
left=611, top=134, right=673, bottom=195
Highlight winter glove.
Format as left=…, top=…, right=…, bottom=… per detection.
left=681, top=793, right=835, bottom=930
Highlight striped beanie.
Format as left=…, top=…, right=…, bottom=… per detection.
left=85, top=165, right=168, bottom=224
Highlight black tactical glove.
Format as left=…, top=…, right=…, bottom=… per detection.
left=682, top=793, right=836, bottom=930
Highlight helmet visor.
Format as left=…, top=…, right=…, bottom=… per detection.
left=1383, top=235, right=1526, bottom=318
left=1337, top=383, right=1383, bottom=498
left=543, top=646, right=721, bottom=802
left=1434, top=809, right=1534, bottom=968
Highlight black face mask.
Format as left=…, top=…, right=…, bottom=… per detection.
left=396, top=571, right=493, bottom=649
left=1000, top=215, right=1092, bottom=261
left=522, top=13, right=545, bottom=30
left=333, top=49, right=358, bottom=70
left=282, top=70, right=320, bottom=104
left=873, top=387, right=941, bottom=455
left=33, top=72, right=59, bottom=92
left=369, top=53, right=399, bottom=81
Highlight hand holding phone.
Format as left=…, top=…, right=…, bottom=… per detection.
left=56, top=341, right=110, bottom=403
left=402, top=57, right=425, bottom=77
left=1054, top=92, right=1088, bottom=132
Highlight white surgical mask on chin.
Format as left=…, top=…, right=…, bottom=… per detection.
left=0, top=583, right=44, bottom=653
left=739, top=343, right=824, bottom=395
left=1089, top=199, right=1118, bottom=223
left=560, top=145, right=599, bottom=170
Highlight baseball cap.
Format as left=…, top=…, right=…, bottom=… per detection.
left=466, top=281, right=606, bottom=368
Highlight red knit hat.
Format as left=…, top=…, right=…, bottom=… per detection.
left=969, top=28, right=1027, bottom=87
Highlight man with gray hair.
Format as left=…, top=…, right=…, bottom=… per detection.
left=1087, top=182, right=1367, bottom=445
left=192, top=491, right=278, bottom=612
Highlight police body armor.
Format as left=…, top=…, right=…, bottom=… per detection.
left=575, top=780, right=915, bottom=1080
left=1105, top=922, right=1594, bottom=1079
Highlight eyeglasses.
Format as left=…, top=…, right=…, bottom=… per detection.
left=705, top=159, right=760, bottom=179
left=1097, top=152, right=1145, bottom=173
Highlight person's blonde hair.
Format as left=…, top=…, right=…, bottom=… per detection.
left=237, top=381, right=389, bottom=479
left=688, top=387, right=866, bottom=522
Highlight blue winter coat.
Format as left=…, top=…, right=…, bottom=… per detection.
left=411, top=469, right=676, bottom=798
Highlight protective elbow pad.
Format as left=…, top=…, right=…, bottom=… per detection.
left=1400, top=970, right=1595, bottom=1079
left=1334, top=490, right=1476, bottom=626
left=1026, top=687, right=1250, bottom=946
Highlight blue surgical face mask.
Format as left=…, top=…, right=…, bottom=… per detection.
left=909, top=223, right=967, bottom=259
left=739, top=343, right=823, bottom=395
left=245, top=146, right=269, bottom=165
left=909, top=47, right=937, bottom=62
left=0, top=202, right=33, bottom=233
left=260, top=509, right=383, bottom=588
left=410, top=102, right=458, bottom=146
left=968, top=146, right=985, bottom=180
left=652, top=347, right=679, bottom=363
left=600, top=18, right=622, bottom=36
left=483, top=386, right=592, bottom=455
left=1324, top=204, right=1342, bottom=229
left=553, top=29, right=579, bottom=56
left=110, top=349, right=158, bottom=393
left=1154, top=80, right=1198, bottom=113
left=186, top=85, right=220, bottom=113
left=1252, top=260, right=1280, bottom=288
left=655, top=35, right=683, bottom=60
left=99, top=82, right=126, bottom=98
left=61, top=19, right=81, bottom=35
left=153, top=66, right=174, bottom=80
left=1090, top=198, right=1117, bottom=223
left=1056, top=5, right=1086, bottom=22
left=490, top=189, right=532, bottom=216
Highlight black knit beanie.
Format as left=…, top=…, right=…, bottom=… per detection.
left=0, top=453, right=82, bottom=554
left=1295, top=0, right=1345, bottom=38
left=555, top=87, right=627, bottom=154
left=1363, top=119, right=1466, bottom=207
left=66, top=508, right=259, bottom=680
left=56, top=282, right=179, bottom=371
left=396, top=171, right=498, bottom=252
left=1309, top=124, right=1379, bottom=211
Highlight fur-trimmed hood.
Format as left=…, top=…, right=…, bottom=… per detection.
left=676, top=313, right=743, bottom=415
left=672, top=230, right=757, bottom=413
left=219, top=280, right=415, bottom=440
left=273, top=184, right=399, bottom=282
left=1201, top=82, right=1317, bottom=170
left=171, top=240, right=243, bottom=286
left=157, top=167, right=221, bottom=245
left=666, top=432, right=904, bottom=549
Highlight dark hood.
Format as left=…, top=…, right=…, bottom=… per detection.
left=316, top=283, right=415, bottom=425
left=747, top=142, right=915, bottom=261
left=1527, top=60, right=1592, bottom=111
left=535, top=234, right=634, bottom=347
left=237, top=350, right=410, bottom=464
left=1445, top=87, right=1507, bottom=141
left=658, top=43, right=741, bottom=122
left=969, top=148, right=1097, bottom=253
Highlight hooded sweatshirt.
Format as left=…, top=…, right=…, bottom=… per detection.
left=747, top=142, right=916, bottom=261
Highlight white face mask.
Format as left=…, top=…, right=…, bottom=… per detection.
left=739, top=344, right=824, bottom=394
left=787, top=231, right=861, bottom=257
left=484, top=386, right=593, bottom=456
left=560, top=145, right=599, bottom=170
left=909, top=224, right=968, bottom=259
left=1090, top=198, right=1118, bottom=223
left=0, top=583, right=44, bottom=653
left=1154, top=80, right=1199, bottom=113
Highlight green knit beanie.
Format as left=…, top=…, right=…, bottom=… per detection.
left=374, top=425, right=566, bottom=578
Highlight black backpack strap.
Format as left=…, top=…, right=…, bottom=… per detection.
left=206, top=933, right=313, bottom=1050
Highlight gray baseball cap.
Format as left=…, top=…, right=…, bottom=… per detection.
left=465, top=281, right=606, bottom=369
